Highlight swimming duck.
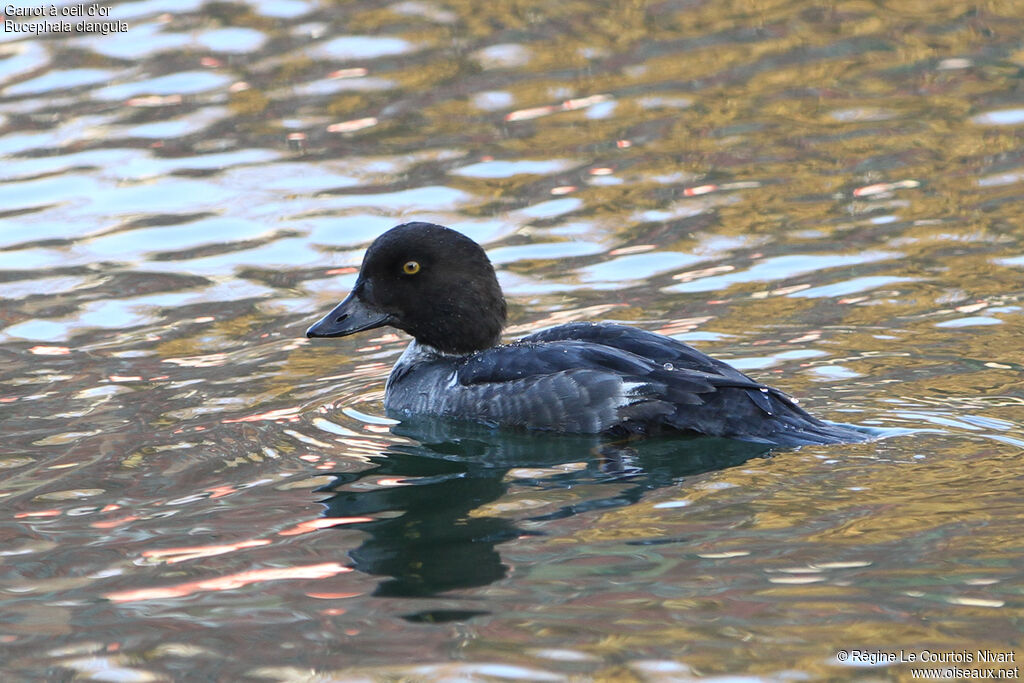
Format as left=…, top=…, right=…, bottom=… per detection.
left=307, top=222, right=868, bottom=446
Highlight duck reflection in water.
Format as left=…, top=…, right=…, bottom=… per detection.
left=316, top=418, right=771, bottom=607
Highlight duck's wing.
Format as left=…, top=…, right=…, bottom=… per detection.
left=522, top=322, right=752, bottom=379
left=503, top=323, right=867, bottom=445
left=521, top=322, right=777, bottom=410
left=446, top=340, right=723, bottom=434
left=445, top=337, right=853, bottom=444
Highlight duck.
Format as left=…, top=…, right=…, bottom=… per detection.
left=306, top=222, right=869, bottom=446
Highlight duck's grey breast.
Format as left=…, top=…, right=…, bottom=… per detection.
left=383, top=343, right=647, bottom=432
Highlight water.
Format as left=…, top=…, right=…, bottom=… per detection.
left=2, top=0, right=1023, bottom=679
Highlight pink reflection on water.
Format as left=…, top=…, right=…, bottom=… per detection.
left=105, top=562, right=352, bottom=602
left=654, top=316, right=713, bottom=337
left=163, top=353, right=228, bottom=368
left=852, top=179, right=920, bottom=197
left=28, top=345, right=71, bottom=355
left=684, top=184, right=717, bottom=196
left=14, top=509, right=61, bottom=519
left=91, top=515, right=140, bottom=529
left=222, top=407, right=302, bottom=423
left=142, top=539, right=272, bottom=564
left=206, top=485, right=236, bottom=499
left=505, top=93, right=611, bottom=122
left=328, top=68, right=369, bottom=79
left=327, top=117, right=378, bottom=133
left=277, top=516, right=374, bottom=537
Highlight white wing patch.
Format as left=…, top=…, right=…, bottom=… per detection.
left=619, top=380, right=649, bottom=404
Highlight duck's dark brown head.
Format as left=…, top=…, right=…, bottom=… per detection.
left=306, top=222, right=507, bottom=354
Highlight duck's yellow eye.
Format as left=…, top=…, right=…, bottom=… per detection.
left=402, top=260, right=421, bottom=275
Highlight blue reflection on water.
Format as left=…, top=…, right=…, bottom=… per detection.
left=5, top=68, right=116, bottom=96
left=78, top=21, right=196, bottom=58
left=252, top=0, right=313, bottom=18
left=487, top=241, right=604, bottom=264
left=453, top=160, right=575, bottom=178
left=94, top=71, right=232, bottom=100
left=311, top=35, right=414, bottom=60
left=579, top=251, right=704, bottom=287
left=788, top=276, right=916, bottom=298
left=971, top=108, right=1024, bottom=126
left=935, top=316, right=1003, bottom=327
left=666, top=252, right=898, bottom=293
left=729, top=348, right=827, bottom=371
left=518, top=198, right=584, bottom=219
left=319, top=186, right=472, bottom=212
left=193, top=27, right=267, bottom=53
left=84, top=217, right=266, bottom=259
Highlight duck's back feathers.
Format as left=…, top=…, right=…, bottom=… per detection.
left=386, top=322, right=868, bottom=446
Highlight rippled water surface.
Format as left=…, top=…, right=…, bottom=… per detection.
left=2, top=0, right=1023, bottom=679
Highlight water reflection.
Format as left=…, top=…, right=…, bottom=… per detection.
left=3, top=0, right=1024, bottom=678
left=318, top=420, right=769, bottom=602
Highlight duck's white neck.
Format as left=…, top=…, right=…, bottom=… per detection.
left=386, top=340, right=472, bottom=398
left=396, top=339, right=469, bottom=364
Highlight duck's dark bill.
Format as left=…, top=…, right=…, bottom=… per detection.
left=306, top=292, right=391, bottom=338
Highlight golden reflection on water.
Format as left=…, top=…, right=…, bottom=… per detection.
left=0, top=0, right=1023, bottom=679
